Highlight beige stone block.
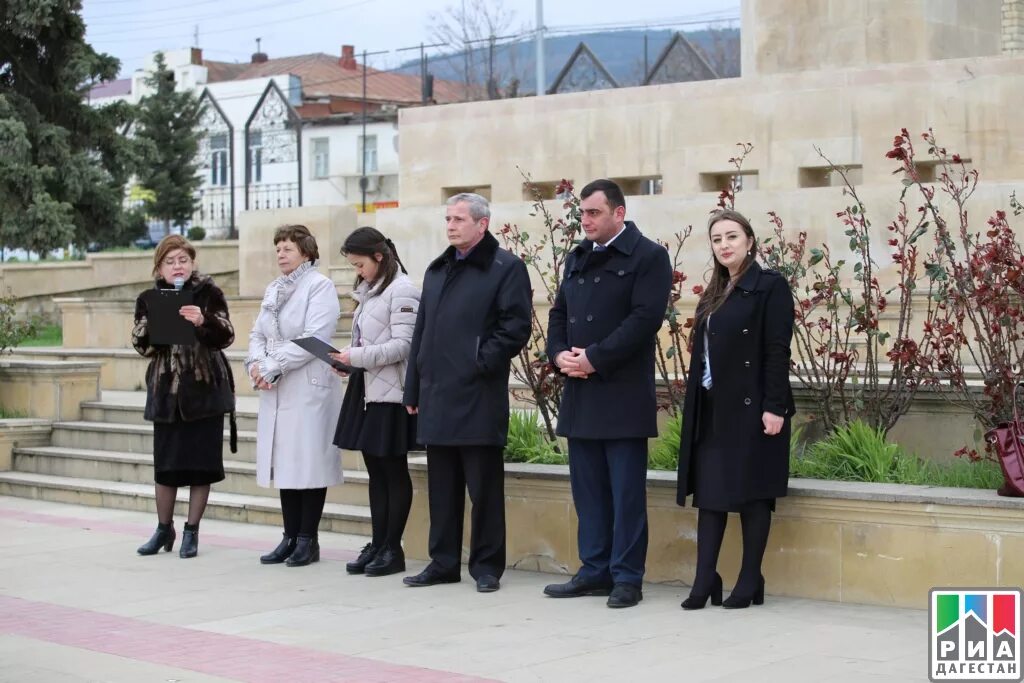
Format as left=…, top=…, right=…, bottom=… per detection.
left=761, top=514, right=843, bottom=602
left=504, top=491, right=576, bottom=574
left=840, top=524, right=997, bottom=608
left=997, top=533, right=1024, bottom=587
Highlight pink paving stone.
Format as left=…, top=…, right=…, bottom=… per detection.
left=0, top=594, right=493, bottom=682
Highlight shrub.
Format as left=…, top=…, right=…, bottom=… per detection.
left=503, top=410, right=567, bottom=465
left=0, top=288, right=37, bottom=354
left=187, top=226, right=206, bottom=241
left=790, top=419, right=1005, bottom=489
left=649, top=412, right=682, bottom=471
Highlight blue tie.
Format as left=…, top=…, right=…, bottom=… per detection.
left=593, top=244, right=607, bottom=252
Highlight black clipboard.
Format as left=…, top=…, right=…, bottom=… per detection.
left=141, top=289, right=196, bottom=346
left=291, top=337, right=356, bottom=373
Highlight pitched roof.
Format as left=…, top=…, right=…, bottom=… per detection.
left=89, top=78, right=132, bottom=99
left=203, top=53, right=468, bottom=105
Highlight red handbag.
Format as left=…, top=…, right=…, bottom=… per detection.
left=985, top=386, right=1024, bottom=498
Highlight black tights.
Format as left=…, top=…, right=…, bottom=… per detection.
left=279, top=488, right=327, bottom=538
left=363, top=453, right=413, bottom=549
left=692, top=500, right=773, bottom=597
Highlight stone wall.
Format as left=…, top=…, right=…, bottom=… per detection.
left=1005, top=0, right=1024, bottom=54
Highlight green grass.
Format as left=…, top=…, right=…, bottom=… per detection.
left=17, top=323, right=62, bottom=347
left=0, top=406, right=28, bottom=419
left=503, top=410, right=567, bottom=465
left=790, top=420, right=1006, bottom=489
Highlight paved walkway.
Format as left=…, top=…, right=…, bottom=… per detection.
left=0, top=497, right=928, bottom=682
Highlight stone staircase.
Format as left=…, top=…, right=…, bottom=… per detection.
left=0, top=390, right=375, bottom=536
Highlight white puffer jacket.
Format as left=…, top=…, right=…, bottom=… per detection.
left=347, top=272, right=420, bottom=404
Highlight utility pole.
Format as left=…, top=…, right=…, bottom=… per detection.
left=535, top=0, right=545, bottom=95
left=396, top=42, right=445, bottom=104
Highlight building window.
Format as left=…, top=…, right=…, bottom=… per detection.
left=699, top=171, right=759, bottom=193
left=442, top=185, right=492, bottom=201
left=312, top=138, right=329, bottom=179
left=210, top=133, right=228, bottom=187
left=358, top=135, right=378, bottom=173
left=610, top=175, right=663, bottom=196
left=798, top=165, right=863, bottom=188
left=248, top=130, right=263, bottom=184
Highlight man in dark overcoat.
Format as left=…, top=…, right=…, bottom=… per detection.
left=543, top=179, right=672, bottom=608
left=402, top=192, right=532, bottom=593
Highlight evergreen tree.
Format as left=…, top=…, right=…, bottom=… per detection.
left=0, top=0, right=140, bottom=255
left=134, top=52, right=204, bottom=237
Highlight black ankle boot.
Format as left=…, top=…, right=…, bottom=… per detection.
left=260, top=534, right=298, bottom=564
left=179, top=523, right=199, bottom=558
left=286, top=535, right=320, bottom=567
left=723, top=575, right=766, bottom=609
left=364, top=544, right=405, bottom=577
left=137, top=522, right=175, bottom=555
left=345, top=543, right=379, bottom=574
left=681, top=572, right=723, bottom=610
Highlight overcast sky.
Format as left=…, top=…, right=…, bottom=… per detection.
left=82, top=0, right=739, bottom=77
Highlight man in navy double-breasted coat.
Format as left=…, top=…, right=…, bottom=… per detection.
left=543, top=179, right=672, bottom=608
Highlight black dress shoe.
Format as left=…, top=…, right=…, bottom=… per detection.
left=179, top=523, right=199, bottom=559
left=723, top=575, right=765, bottom=609
left=543, top=573, right=614, bottom=598
left=137, top=523, right=175, bottom=555
left=607, top=583, right=643, bottom=608
left=402, top=565, right=461, bottom=587
left=285, top=535, right=320, bottom=567
left=681, top=572, right=723, bottom=610
left=260, top=534, right=297, bottom=564
left=345, top=543, right=379, bottom=574
left=476, top=575, right=500, bottom=592
left=364, top=545, right=405, bottom=577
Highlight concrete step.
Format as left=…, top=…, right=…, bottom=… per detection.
left=0, top=471, right=372, bottom=536
left=50, top=421, right=366, bottom=471
left=12, top=446, right=370, bottom=507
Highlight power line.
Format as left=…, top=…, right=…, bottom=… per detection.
left=91, top=0, right=377, bottom=44
left=86, top=0, right=318, bottom=36
left=84, top=0, right=231, bottom=20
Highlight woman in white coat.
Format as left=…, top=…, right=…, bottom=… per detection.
left=246, top=225, right=343, bottom=567
left=331, top=227, right=420, bottom=578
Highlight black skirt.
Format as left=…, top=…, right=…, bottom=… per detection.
left=153, top=414, right=225, bottom=487
left=691, top=388, right=775, bottom=512
left=334, top=370, right=421, bottom=458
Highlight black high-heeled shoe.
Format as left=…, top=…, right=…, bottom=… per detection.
left=137, top=523, right=175, bottom=555
left=260, top=534, right=297, bottom=564
left=179, top=523, right=199, bottom=558
left=286, top=535, right=320, bottom=567
left=723, top=575, right=765, bottom=609
left=681, top=572, right=723, bottom=610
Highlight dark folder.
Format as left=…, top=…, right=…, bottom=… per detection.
left=290, top=337, right=356, bottom=373
left=141, top=289, right=196, bottom=346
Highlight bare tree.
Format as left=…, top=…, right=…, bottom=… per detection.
left=428, top=0, right=524, bottom=99
left=694, top=23, right=741, bottom=78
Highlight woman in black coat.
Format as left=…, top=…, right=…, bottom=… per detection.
left=132, top=235, right=237, bottom=559
left=676, top=210, right=795, bottom=609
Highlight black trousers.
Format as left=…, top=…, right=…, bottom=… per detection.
left=279, top=488, right=327, bottom=538
left=425, top=445, right=506, bottom=579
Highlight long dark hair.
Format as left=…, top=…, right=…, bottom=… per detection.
left=341, top=226, right=407, bottom=292
left=695, top=209, right=757, bottom=329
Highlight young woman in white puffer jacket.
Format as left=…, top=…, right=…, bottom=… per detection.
left=330, top=227, right=421, bottom=578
